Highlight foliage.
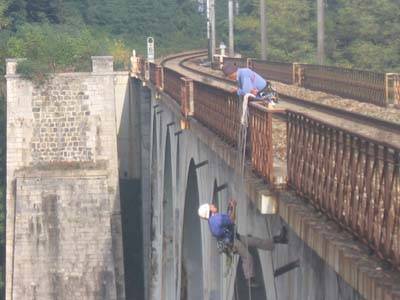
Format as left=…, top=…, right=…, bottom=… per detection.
left=6, top=24, right=111, bottom=82
left=326, top=0, right=400, bottom=71
left=0, top=0, right=10, bottom=29
left=110, top=39, right=130, bottom=71
left=233, top=0, right=400, bottom=71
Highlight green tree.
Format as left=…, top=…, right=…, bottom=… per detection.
left=0, top=0, right=10, bottom=29
left=7, top=24, right=111, bottom=82
left=235, top=0, right=315, bottom=62
left=326, top=0, right=400, bottom=71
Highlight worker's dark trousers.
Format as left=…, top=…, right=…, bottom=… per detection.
left=234, top=235, right=274, bottom=280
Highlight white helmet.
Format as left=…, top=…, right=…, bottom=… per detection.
left=198, top=203, right=211, bottom=219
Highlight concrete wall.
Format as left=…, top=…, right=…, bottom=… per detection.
left=143, top=86, right=366, bottom=300
left=5, top=57, right=127, bottom=300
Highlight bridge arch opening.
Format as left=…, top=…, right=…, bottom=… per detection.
left=180, top=159, right=204, bottom=300
left=162, top=129, right=174, bottom=299
left=234, top=247, right=267, bottom=300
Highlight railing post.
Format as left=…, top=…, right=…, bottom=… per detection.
left=180, top=77, right=194, bottom=129
left=293, top=63, right=304, bottom=86
left=247, top=58, right=253, bottom=69
left=130, top=50, right=140, bottom=78
left=143, top=60, right=150, bottom=82
left=155, top=65, right=163, bottom=91
left=385, top=73, right=400, bottom=108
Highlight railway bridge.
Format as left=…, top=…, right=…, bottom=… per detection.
left=136, top=51, right=400, bottom=300
left=5, top=51, right=400, bottom=300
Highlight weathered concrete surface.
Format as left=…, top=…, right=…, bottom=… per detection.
left=13, top=170, right=115, bottom=300
left=143, top=81, right=400, bottom=300
left=5, top=57, right=127, bottom=299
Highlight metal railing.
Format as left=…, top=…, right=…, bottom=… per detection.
left=287, top=110, right=400, bottom=269
left=193, top=82, right=240, bottom=146
left=252, top=60, right=293, bottom=84
left=301, top=64, right=386, bottom=106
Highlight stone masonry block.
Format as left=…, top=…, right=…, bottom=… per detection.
left=92, top=56, right=114, bottom=73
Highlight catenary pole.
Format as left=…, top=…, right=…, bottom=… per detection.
left=210, top=0, right=216, bottom=60
left=317, top=0, right=325, bottom=64
left=260, top=0, right=267, bottom=60
left=207, top=0, right=211, bottom=61
left=228, top=0, right=234, bottom=56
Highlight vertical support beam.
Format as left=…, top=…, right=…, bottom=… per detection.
left=247, top=58, right=253, bottom=69
left=385, top=73, right=400, bottom=107
left=155, top=65, right=163, bottom=91
left=207, top=0, right=211, bottom=61
left=130, top=50, right=140, bottom=78
left=317, top=0, right=325, bottom=64
left=180, top=78, right=194, bottom=116
left=228, top=0, right=235, bottom=56
left=260, top=0, right=267, bottom=60
left=293, top=63, right=304, bottom=86
left=180, top=77, right=194, bottom=130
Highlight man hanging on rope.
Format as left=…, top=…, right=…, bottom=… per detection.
left=198, top=200, right=288, bottom=287
left=222, top=63, right=278, bottom=106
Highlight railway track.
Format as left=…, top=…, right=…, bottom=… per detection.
left=161, top=51, right=400, bottom=134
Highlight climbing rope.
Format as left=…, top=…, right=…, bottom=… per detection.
left=236, top=94, right=253, bottom=300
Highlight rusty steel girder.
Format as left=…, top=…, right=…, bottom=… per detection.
left=287, top=110, right=400, bottom=270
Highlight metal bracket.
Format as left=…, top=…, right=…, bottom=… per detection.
left=174, top=130, right=183, bottom=136
left=194, top=160, right=209, bottom=169
left=274, top=259, right=300, bottom=277
left=215, top=183, right=228, bottom=193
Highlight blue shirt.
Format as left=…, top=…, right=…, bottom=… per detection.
left=208, top=213, right=234, bottom=242
left=236, top=68, right=267, bottom=97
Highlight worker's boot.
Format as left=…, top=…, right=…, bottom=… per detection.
left=273, top=226, right=288, bottom=244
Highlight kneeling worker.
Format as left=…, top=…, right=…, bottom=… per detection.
left=222, top=63, right=278, bottom=105
left=198, top=201, right=288, bottom=286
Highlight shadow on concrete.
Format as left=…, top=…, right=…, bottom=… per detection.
left=181, top=159, right=204, bottom=300
left=162, top=129, right=174, bottom=299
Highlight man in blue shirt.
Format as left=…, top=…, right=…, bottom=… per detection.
left=198, top=201, right=288, bottom=286
left=222, top=63, right=277, bottom=103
